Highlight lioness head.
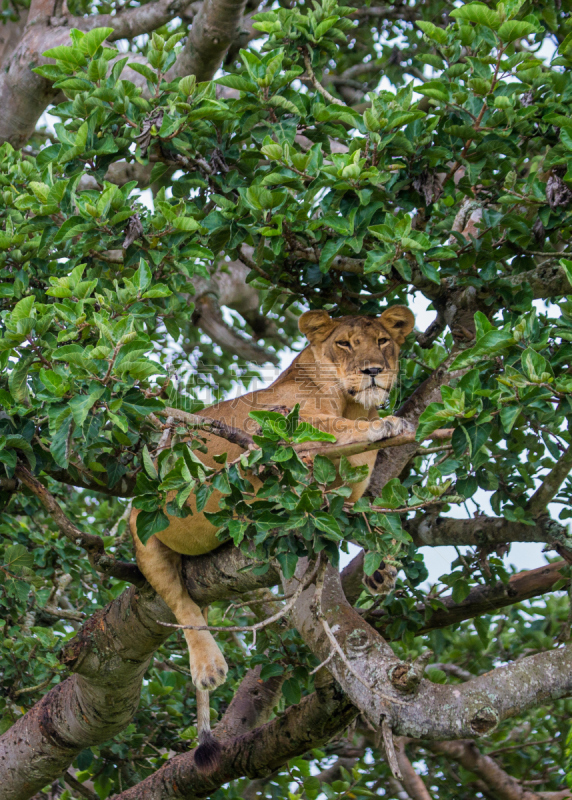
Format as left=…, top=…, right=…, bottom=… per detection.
left=298, top=307, right=415, bottom=409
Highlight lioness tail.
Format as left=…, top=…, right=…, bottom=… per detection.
left=194, top=688, right=222, bottom=773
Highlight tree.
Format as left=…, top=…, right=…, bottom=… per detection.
left=3, top=0, right=572, bottom=797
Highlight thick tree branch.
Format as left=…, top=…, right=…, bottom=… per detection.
left=0, top=585, right=174, bottom=800
left=427, top=739, right=545, bottom=800
left=0, top=23, right=71, bottom=147
left=371, top=560, right=568, bottom=634
left=157, top=406, right=255, bottom=449
left=217, top=665, right=285, bottom=741
left=65, top=0, right=194, bottom=41
left=405, top=513, right=572, bottom=555
left=289, top=560, right=572, bottom=740
left=501, top=262, right=572, bottom=300
left=394, top=738, right=432, bottom=800
left=296, top=428, right=453, bottom=460
left=109, top=678, right=357, bottom=799
left=167, top=0, right=248, bottom=82
left=191, top=292, right=279, bottom=365
left=0, top=542, right=280, bottom=800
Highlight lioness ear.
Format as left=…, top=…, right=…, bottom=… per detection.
left=298, top=310, right=334, bottom=343
left=379, top=305, right=415, bottom=345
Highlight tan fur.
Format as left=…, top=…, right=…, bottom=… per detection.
left=130, top=307, right=414, bottom=694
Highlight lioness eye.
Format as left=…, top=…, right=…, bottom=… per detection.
left=337, top=340, right=351, bottom=348
left=378, top=337, right=389, bottom=345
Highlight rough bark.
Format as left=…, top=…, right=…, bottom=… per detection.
left=1, top=541, right=568, bottom=799
left=216, top=665, right=285, bottom=741
left=0, top=0, right=247, bottom=149
left=427, top=739, right=543, bottom=800
left=394, top=738, right=433, bottom=800
left=405, top=561, right=568, bottom=634
left=0, top=586, right=173, bottom=800
left=0, top=543, right=278, bottom=800
left=502, top=262, right=572, bottom=300
left=405, top=513, right=572, bottom=554
left=68, top=0, right=195, bottom=41
left=167, top=0, right=249, bottom=83
left=109, top=678, right=357, bottom=800
left=288, top=560, right=572, bottom=740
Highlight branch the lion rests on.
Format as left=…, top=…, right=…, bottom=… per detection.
left=130, top=306, right=415, bottom=769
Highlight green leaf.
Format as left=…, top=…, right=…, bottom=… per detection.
left=560, top=258, right=572, bottom=289
left=3, top=435, right=36, bottom=470
left=452, top=578, right=471, bottom=603
left=339, top=456, right=369, bottom=483
left=450, top=3, right=501, bottom=29
left=43, top=44, right=87, bottom=67
left=282, top=677, right=301, bottom=705
left=521, top=348, right=549, bottom=382
left=50, top=413, right=73, bottom=468
left=135, top=259, right=152, bottom=293
left=277, top=551, right=298, bottom=580
left=426, top=668, right=447, bottom=684
left=416, top=20, right=448, bottom=44
left=9, top=296, right=34, bottom=329
left=84, top=27, right=115, bottom=56
left=474, top=615, right=489, bottom=646
left=313, top=454, right=337, bottom=484
left=8, top=353, right=34, bottom=406
left=136, top=508, right=170, bottom=545
left=172, top=217, right=200, bottom=232
left=313, top=512, right=343, bottom=539
left=69, top=386, right=105, bottom=426
left=500, top=405, right=521, bottom=433
left=319, top=239, right=344, bottom=273
left=142, top=445, right=159, bottom=480
left=212, top=471, right=231, bottom=495
left=363, top=551, right=382, bottom=576
left=4, top=544, right=33, bottom=572
left=195, top=483, right=214, bottom=513
left=260, top=662, right=284, bottom=680
left=292, top=422, right=336, bottom=443
left=497, top=20, right=538, bottom=42
left=416, top=403, right=452, bottom=442
left=128, top=62, right=158, bottom=83
left=449, top=330, right=515, bottom=369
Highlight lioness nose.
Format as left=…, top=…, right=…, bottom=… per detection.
left=361, top=367, right=382, bottom=376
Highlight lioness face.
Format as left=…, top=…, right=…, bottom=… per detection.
left=298, top=307, right=415, bottom=410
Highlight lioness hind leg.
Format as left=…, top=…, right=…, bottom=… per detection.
left=131, top=530, right=228, bottom=690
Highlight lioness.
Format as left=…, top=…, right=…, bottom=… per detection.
left=130, top=306, right=414, bottom=768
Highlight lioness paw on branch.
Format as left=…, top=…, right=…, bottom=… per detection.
left=130, top=306, right=415, bottom=771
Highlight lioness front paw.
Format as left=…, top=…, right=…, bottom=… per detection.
left=363, top=560, right=398, bottom=596
left=368, top=416, right=415, bottom=442
left=190, top=647, right=228, bottom=691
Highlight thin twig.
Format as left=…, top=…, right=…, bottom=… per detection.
left=309, top=650, right=336, bottom=676
left=42, top=605, right=86, bottom=622
left=302, top=50, right=345, bottom=106
left=64, top=772, right=100, bottom=800
left=13, top=675, right=55, bottom=697
left=15, top=466, right=144, bottom=585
